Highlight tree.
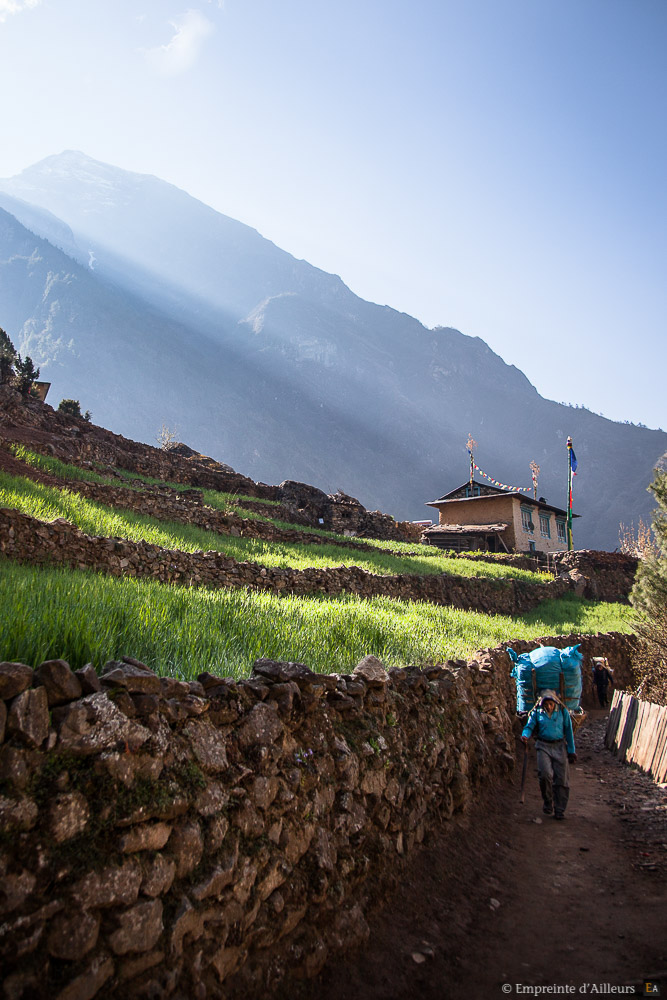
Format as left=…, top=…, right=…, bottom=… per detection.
left=0, top=327, right=16, bottom=385
left=13, top=354, right=40, bottom=396
left=630, top=469, right=667, bottom=704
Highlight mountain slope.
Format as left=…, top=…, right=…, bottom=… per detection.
left=0, top=208, right=441, bottom=507
left=0, top=152, right=664, bottom=549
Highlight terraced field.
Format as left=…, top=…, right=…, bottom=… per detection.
left=0, top=444, right=633, bottom=677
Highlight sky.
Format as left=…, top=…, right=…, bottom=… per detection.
left=0, top=0, right=665, bottom=430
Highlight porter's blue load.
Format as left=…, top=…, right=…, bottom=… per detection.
left=508, top=645, right=583, bottom=712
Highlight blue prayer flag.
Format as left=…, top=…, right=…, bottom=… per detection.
left=570, top=448, right=578, bottom=474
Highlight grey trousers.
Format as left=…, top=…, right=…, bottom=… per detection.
left=536, top=739, right=570, bottom=816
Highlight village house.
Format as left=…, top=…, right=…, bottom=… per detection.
left=32, top=381, right=51, bottom=402
left=422, top=479, right=578, bottom=554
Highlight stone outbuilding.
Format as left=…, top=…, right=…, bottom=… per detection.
left=423, top=480, right=579, bottom=554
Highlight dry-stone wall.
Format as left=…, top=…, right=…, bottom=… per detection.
left=0, top=633, right=635, bottom=999
left=38, top=478, right=386, bottom=554
left=0, top=507, right=575, bottom=614
left=0, top=651, right=514, bottom=1000
left=552, top=550, right=638, bottom=603
left=272, top=482, right=421, bottom=542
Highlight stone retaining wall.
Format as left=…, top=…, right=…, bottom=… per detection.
left=552, top=550, right=638, bottom=603
left=0, top=653, right=514, bottom=1000
left=0, top=507, right=574, bottom=614
left=36, top=477, right=388, bottom=555
left=0, top=631, right=636, bottom=999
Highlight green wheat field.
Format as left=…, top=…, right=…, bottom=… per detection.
left=0, top=561, right=631, bottom=680
left=0, top=465, right=546, bottom=582
left=0, top=446, right=633, bottom=679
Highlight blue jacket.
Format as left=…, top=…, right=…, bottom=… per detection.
left=522, top=705, right=575, bottom=754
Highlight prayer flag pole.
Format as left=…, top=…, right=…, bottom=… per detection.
left=530, top=460, right=540, bottom=500
left=566, top=436, right=574, bottom=550
left=466, top=434, right=477, bottom=487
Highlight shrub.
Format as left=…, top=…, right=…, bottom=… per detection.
left=58, top=398, right=91, bottom=420
left=156, top=423, right=178, bottom=450
left=618, top=518, right=657, bottom=559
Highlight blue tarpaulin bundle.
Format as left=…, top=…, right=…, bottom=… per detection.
left=508, top=645, right=583, bottom=712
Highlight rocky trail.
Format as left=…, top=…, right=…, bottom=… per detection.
left=302, top=712, right=667, bottom=1000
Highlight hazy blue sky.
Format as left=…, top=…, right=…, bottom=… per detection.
left=1, top=0, right=665, bottom=428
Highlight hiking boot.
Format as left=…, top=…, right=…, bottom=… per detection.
left=554, top=813, right=565, bottom=821
left=543, top=803, right=553, bottom=815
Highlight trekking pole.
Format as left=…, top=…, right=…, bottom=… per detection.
left=519, top=741, right=529, bottom=804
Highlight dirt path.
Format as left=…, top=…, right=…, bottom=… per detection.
left=306, top=712, right=667, bottom=1000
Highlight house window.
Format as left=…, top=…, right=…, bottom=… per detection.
left=528, top=541, right=536, bottom=553
left=539, top=514, right=551, bottom=538
left=464, top=485, right=481, bottom=497
left=521, top=507, right=534, bottom=533
left=556, top=520, right=566, bottom=544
